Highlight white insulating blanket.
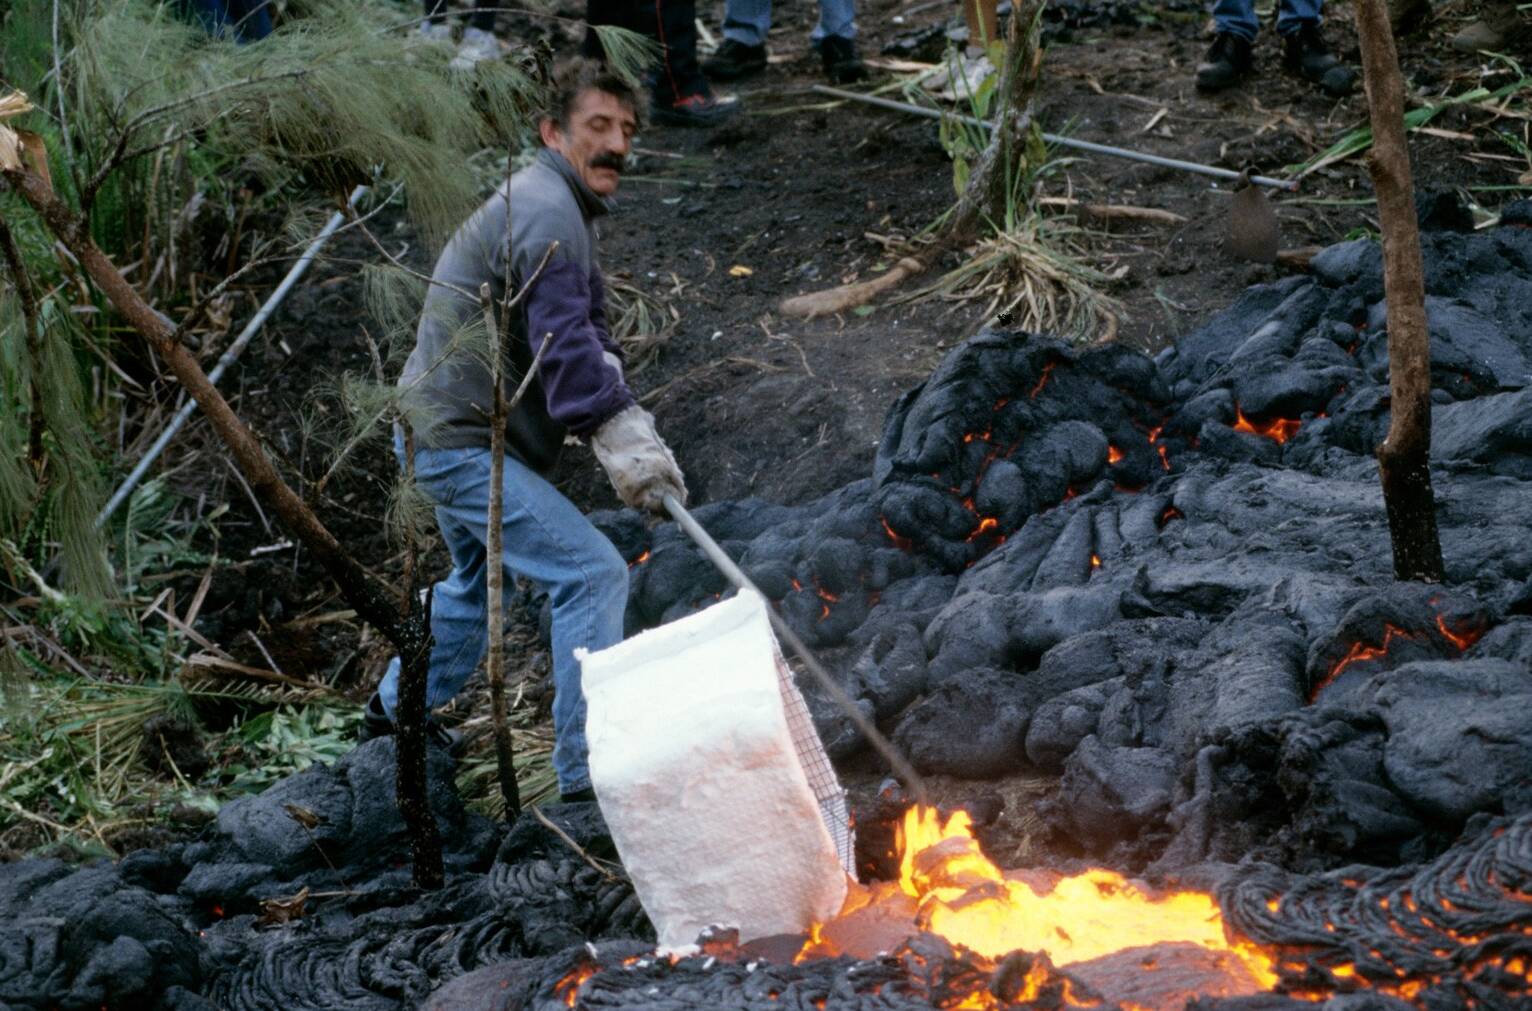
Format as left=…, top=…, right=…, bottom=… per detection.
left=579, top=589, right=853, bottom=951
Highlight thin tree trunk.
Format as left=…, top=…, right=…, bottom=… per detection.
left=1353, top=0, right=1445, bottom=583
left=2, top=162, right=447, bottom=887
left=481, top=281, right=521, bottom=819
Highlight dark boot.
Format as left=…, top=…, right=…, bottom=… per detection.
left=1195, top=32, right=1254, bottom=92
left=703, top=39, right=767, bottom=81
left=1283, top=23, right=1355, bottom=96
left=818, top=35, right=868, bottom=84
left=360, top=691, right=465, bottom=757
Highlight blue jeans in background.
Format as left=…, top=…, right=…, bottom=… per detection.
left=721, top=0, right=856, bottom=47
left=183, top=0, right=273, bottom=42
left=378, top=440, right=629, bottom=796
left=1213, top=0, right=1322, bottom=39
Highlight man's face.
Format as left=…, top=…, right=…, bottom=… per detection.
left=541, top=89, right=637, bottom=198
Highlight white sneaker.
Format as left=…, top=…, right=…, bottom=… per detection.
left=451, top=26, right=500, bottom=70
left=417, top=20, right=454, bottom=42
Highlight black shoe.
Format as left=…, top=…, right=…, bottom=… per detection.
left=1195, top=32, right=1253, bottom=92
left=703, top=39, right=767, bottom=81
left=559, top=787, right=598, bottom=804
left=362, top=691, right=393, bottom=742
left=1282, top=23, right=1355, bottom=96
left=818, top=36, right=868, bottom=84
left=360, top=691, right=465, bottom=757
left=651, top=91, right=741, bottom=127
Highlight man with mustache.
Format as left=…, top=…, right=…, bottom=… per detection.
left=366, top=59, right=686, bottom=806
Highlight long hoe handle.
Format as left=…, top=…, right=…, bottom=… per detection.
left=662, top=493, right=932, bottom=810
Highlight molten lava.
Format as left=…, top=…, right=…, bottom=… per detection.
left=1232, top=407, right=1302, bottom=444
left=1030, top=362, right=1056, bottom=399
left=966, top=516, right=1001, bottom=542
left=880, top=516, right=915, bottom=552
left=628, top=549, right=651, bottom=567
left=1434, top=613, right=1485, bottom=651
left=555, top=963, right=597, bottom=1007
left=800, top=807, right=1279, bottom=1005
left=1310, top=623, right=1421, bottom=701
left=1107, top=444, right=1124, bottom=464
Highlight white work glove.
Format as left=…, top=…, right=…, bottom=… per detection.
left=591, top=405, right=687, bottom=515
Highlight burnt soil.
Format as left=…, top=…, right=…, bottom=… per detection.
left=160, top=0, right=1525, bottom=828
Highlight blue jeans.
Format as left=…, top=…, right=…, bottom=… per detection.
left=378, top=440, right=629, bottom=795
left=1213, top=0, right=1321, bottom=39
left=183, top=0, right=273, bottom=42
left=721, top=0, right=856, bottom=47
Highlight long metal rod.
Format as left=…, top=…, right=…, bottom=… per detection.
left=97, top=185, right=369, bottom=528
left=662, top=493, right=932, bottom=810
left=811, top=84, right=1299, bottom=191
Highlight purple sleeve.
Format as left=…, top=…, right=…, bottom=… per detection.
left=525, top=258, right=635, bottom=436
left=588, top=266, right=623, bottom=359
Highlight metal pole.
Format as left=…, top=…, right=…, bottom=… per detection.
left=662, top=493, right=932, bottom=810
left=810, top=85, right=1299, bottom=191
left=97, top=185, right=369, bottom=528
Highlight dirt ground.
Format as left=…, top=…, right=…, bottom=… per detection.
left=171, top=0, right=1526, bottom=823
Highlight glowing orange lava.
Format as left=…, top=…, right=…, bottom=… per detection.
left=967, top=516, right=1001, bottom=542
left=1232, top=407, right=1302, bottom=444
left=881, top=517, right=915, bottom=552
left=628, top=549, right=651, bottom=567
left=801, top=808, right=1279, bottom=1005
left=555, top=963, right=597, bottom=1007
left=1108, top=445, right=1124, bottom=464
left=1434, top=614, right=1485, bottom=651
left=1090, top=554, right=1102, bottom=569
left=1310, top=623, right=1420, bottom=701
left=1030, top=362, right=1056, bottom=399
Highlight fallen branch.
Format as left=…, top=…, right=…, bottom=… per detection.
left=1037, top=196, right=1188, bottom=225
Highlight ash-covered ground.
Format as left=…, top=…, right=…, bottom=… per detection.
left=2, top=205, right=1530, bottom=1011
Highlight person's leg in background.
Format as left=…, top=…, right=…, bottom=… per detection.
left=1275, top=0, right=1354, bottom=95
left=419, top=0, right=454, bottom=40
left=635, top=0, right=741, bottom=125
left=453, top=0, right=502, bottom=68
left=182, top=0, right=273, bottom=42
left=705, top=0, right=772, bottom=80
left=417, top=0, right=503, bottom=67
left=811, top=0, right=865, bottom=83
left=1194, top=0, right=1257, bottom=92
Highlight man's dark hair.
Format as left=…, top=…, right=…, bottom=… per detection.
left=543, top=58, right=642, bottom=135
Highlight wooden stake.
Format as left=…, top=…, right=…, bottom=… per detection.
left=1354, top=0, right=1445, bottom=582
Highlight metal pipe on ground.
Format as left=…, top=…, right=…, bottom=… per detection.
left=662, top=492, right=933, bottom=810
left=96, top=184, right=370, bottom=528
left=810, top=85, right=1299, bottom=192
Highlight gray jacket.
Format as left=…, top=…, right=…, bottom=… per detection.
left=400, top=148, right=634, bottom=473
